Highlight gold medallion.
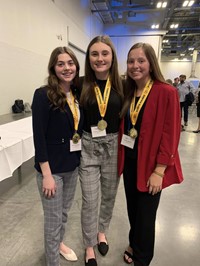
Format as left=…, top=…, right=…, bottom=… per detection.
left=72, top=133, right=80, bottom=144
left=129, top=127, right=138, bottom=138
left=97, top=119, right=107, bottom=131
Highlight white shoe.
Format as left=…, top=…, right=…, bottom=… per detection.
left=60, top=248, right=78, bottom=261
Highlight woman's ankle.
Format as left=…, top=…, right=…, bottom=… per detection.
left=98, top=232, right=107, bottom=243
left=60, top=242, right=71, bottom=253
left=126, top=246, right=133, bottom=254
left=86, top=247, right=95, bottom=259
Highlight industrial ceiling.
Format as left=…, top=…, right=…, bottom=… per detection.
left=91, top=0, right=200, bottom=61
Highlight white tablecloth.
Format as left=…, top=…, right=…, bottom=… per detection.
left=0, top=117, right=34, bottom=181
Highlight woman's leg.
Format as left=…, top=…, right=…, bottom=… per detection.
left=123, top=157, right=138, bottom=252
left=198, top=117, right=200, bottom=129
left=79, top=132, right=119, bottom=262
left=123, top=157, right=161, bottom=266
left=183, top=101, right=189, bottom=125
left=60, top=168, right=78, bottom=243
left=193, top=110, right=200, bottom=132
left=37, top=172, right=63, bottom=266
left=79, top=133, right=101, bottom=251
left=131, top=188, right=161, bottom=266
left=98, top=133, right=120, bottom=235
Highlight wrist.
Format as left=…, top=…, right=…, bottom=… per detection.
left=153, top=170, right=164, bottom=178
left=43, top=174, right=53, bottom=179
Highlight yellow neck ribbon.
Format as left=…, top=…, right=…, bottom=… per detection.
left=94, top=77, right=111, bottom=119
left=66, top=90, right=79, bottom=132
left=130, top=79, right=153, bottom=126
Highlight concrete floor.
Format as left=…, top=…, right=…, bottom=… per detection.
left=0, top=110, right=200, bottom=266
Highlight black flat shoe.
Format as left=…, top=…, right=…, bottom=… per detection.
left=124, top=250, right=133, bottom=264
left=97, top=242, right=109, bottom=256
left=85, top=258, right=97, bottom=266
left=193, top=130, right=200, bottom=133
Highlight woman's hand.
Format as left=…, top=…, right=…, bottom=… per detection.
left=39, top=161, right=56, bottom=198
left=147, top=172, right=163, bottom=195
left=42, top=175, right=56, bottom=198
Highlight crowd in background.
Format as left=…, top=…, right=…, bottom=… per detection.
left=170, top=75, right=199, bottom=132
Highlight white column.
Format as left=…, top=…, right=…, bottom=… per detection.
left=190, top=50, right=198, bottom=78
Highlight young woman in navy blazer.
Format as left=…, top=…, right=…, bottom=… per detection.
left=32, top=47, right=83, bottom=266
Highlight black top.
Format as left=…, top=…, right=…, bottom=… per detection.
left=124, top=96, right=146, bottom=159
left=32, top=86, right=84, bottom=174
left=82, top=79, right=122, bottom=133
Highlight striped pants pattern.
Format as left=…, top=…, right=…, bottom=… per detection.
left=37, top=168, right=78, bottom=266
left=79, top=131, right=120, bottom=247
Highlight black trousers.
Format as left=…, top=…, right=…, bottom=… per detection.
left=123, top=157, right=161, bottom=266
left=180, top=101, right=189, bottom=123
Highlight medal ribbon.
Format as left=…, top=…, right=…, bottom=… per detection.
left=94, top=77, right=111, bottom=119
left=66, top=91, right=79, bottom=132
left=130, top=79, right=153, bottom=126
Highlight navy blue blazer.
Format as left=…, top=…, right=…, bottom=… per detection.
left=32, top=86, right=84, bottom=174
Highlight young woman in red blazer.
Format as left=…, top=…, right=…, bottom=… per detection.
left=118, top=43, right=183, bottom=266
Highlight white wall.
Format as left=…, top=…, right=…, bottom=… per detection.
left=160, top=61, right=200, bottom=81
left=0, top=0, right=103, bottom=115
left=54, top=0, right=104, bottom=41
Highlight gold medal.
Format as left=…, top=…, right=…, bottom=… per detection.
left=129, top=127, right=138, bottom=138
left=97, top=119, right=107, bottom=131
left=94, top=77, right=111, bottom=132
left=72, top=133, right=80, bottom=144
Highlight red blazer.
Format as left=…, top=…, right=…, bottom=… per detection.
left=118, top=80, right=184, bottom=192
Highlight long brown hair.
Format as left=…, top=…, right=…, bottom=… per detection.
left=47, top=46, right=80, bottom=111
left=80, top=35, right=123, bottom=106
left=120, top=42, right=166, bottom=118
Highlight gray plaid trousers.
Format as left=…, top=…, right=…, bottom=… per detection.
left=79, top=131, right=120, bottom=247
left=37, top=168, right=78, bottom=266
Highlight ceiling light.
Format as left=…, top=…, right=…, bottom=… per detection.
left=180, top=53, right=185, bottom=56
left=162, top=2, right=167, bottom=7
left=162, top=39, right=169, bottom=43
left=151, top=24, right=160, bottom=29
left=183, top=1, right=189, bottom=6
left=188, top=47, right=194, bottom=50
left=188, top=0, right=195, bottom=6
left=157, top=1, right=168, bottom=8
left=157, top=2, right=162, bottom=8
left=170, top=23, right=179, bottom=29
left=183, top=1, right=194, bottom=7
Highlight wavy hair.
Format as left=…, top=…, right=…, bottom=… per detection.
left=120, top=42, right=166, bottom=118
left=47, top=46, right=80, bottom=111
left=80, top=35, right=123, bottom=106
